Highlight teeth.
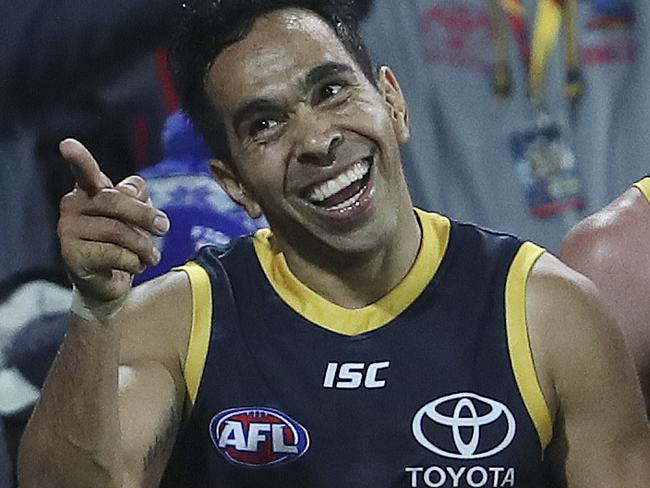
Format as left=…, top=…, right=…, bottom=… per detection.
left=329, top=186, right=364, bottom=211
left=307, top=159, right=370, bottom=203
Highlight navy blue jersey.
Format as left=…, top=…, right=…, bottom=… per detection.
left=163, top=209, right=552, bottom=488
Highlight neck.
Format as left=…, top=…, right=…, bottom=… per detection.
left=277, top=205, right=422, bottom=309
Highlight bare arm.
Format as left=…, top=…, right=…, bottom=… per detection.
left=117, top=273, right=192, bottom=486
left=559, top=189, right=650, bottom=404
left=527, top=253, right=650, bottom=487
left=18, top=140, right=191, bottom=487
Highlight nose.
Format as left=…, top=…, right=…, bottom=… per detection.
left=295, top=119, right=344, bottom=167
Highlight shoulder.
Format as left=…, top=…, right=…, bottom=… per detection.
left=526, top=255, right=650, bottom=484
left=119, top=270, right=193, bottom=367
left=559, top=186, right=650, bottom=272
left=129, top=268, right=192, bottom=313
left=559, top=186, right=650, bottom=390
left=526, top=252, right=604, bottom=325
left=524, top=252, right=623, bottom=416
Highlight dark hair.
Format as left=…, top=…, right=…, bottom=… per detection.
left=168, top=0, right=377, bottom=163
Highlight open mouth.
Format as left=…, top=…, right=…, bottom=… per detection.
left=303, top=156, right=373, bottom=212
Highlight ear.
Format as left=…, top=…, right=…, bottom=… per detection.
left=209, top=159, right=263, bottom=219
left=378, top=66, right=410, bottom=144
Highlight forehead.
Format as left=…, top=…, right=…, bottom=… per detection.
left=206, top=8, right=357, bottom=114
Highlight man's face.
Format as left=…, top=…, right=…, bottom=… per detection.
left=206, top=8, right=410, bottom=258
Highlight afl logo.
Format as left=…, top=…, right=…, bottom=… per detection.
left=412, top=392, right=516, bottom=460
left=210, top=407, right=310, bottom=467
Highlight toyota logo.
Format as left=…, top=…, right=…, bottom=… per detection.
left=412, top=392, right=516, bottom=459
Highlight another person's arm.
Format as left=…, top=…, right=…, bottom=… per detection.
left=18, top=140, right=191, bottom=487
left=558, top=188, right=650, bottom=403
left=527, top=253, right=650, bottom=486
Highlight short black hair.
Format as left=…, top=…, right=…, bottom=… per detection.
left=168, top=0, right=377, bottom=163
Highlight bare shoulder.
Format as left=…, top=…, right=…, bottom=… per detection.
left=526, top=252, right=618, bottom=369
left=527, top=254, right=650, bottom=486
left=114, top=271, right=194, bottom=485
left=559, top=186, right=650, bottom=404
left=524, top=252, right=623, bottom=415
left=118, top=270, right=194, bottom=369
left=559, top=186, right=650, bottom=271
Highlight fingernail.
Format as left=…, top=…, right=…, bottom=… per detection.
left=154, top=215, right=170, bottom=234
left=152, top=247, right=161, bottom=264
left=122, top=183, right=138, bottom=197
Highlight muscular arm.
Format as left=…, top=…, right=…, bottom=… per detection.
left=18, top=271, right=192, bottom=488
left=527, top=254, right=650, bottom=487
left=118, top=272, right=192, bottom=485
left=17, top=140, right=193, bottom=487
left=559, top=188, right=650, bottom=406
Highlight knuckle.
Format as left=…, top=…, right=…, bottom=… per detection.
left=63, top=244, right=91, bottom=274
left=111, top=223, right=145, bottom=255
left=96, top=188, right=121, bottom=205
left=117, top=245, right=128, bottom=261
left=133, top=206, right=158, bottom=231
left=128, top=175, right=146, bottom=188
left=117, top=247, right=139, bottom=271
left=109, top=222, right=127, bottom=243
left=79, top=243, right=98, bottom=263
left=115, top=245, right=133, bottom=265
left=59, top=244, right=75, bottom=267
left=118, top=175, right=146, bottom=197
left=100, top=189, right=143, bottom=220
left=58, top=192, right=77, bottom=214
left=139, top=233, right=153, bottom=252
left=57, top=218, right=73, bottom=240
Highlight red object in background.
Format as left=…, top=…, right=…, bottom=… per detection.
left=132, top=115, right=151, bottom=170
left=132, top=49, right=181, bottom=170
left=156, top=49, right=181, bottom=113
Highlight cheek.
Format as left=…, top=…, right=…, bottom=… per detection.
left=339, top=99, right=397, bottom=148
left=238, top=158, right=287, bottom=205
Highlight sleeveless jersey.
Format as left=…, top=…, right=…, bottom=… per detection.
left=633, top=177, right=650, bottom=203
left=163, top=209, right=552, bottom=488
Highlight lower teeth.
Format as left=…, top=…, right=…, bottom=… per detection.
left=329, top=186, right=365, bottom=211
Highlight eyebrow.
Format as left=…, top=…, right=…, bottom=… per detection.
left=304, top=61, right=355, bottom=89
left=231, top=62, right=356, bottom=132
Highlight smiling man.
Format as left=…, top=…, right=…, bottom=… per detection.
left=18, top=1, right=650, bottom=487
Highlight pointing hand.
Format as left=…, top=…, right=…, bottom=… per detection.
left=57, top=139, right=169, bottom=303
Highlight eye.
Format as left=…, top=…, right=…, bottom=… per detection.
left=249, top=118, right=280, bottom=137
left=316, top=82, right=349, bottom=104
left=322, top=83, right=343, bottom=99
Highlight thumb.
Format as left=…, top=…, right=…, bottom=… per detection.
left=60, top=138, right=113, bottom=195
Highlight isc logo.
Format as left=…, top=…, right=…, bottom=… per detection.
left=209, top=407, right=310, bottom=467
left=322, top=361, right=390, bottom=389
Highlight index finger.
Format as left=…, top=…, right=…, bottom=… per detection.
left=60, top=138, right=113, bottom=196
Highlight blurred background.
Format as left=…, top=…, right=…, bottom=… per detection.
left=0, top=0, right=646, bottom=485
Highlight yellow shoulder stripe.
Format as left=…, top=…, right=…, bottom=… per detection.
left=505, top=242, right=553, bottom=449
left=633, top=177, right=650, bottom=203
left=175, top=262, right=213, bottom=406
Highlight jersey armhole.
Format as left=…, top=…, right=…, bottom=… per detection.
left=174, top=262, right=213, bottom=407
left=633, top=177, right=650, bottom=203
left=505, top=242, right=554, bottom=450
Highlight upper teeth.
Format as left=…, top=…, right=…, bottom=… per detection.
left=306, top=159, right=370, bottom=203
